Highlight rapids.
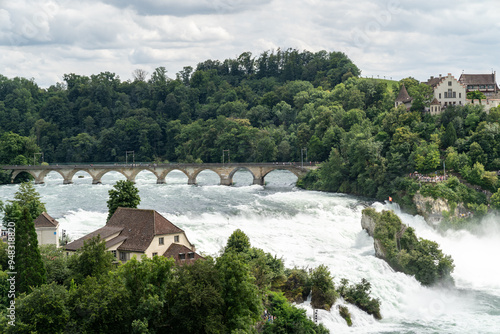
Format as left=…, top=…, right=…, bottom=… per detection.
left=1, top=169, right=499, bottom=333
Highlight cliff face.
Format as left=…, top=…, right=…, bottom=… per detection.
left=360, top=213, right=386, bottom=259
left=413, top=192, right=465, bottom=225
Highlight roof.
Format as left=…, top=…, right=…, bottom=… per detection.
left=65, top=225, right=123, bottom=251
left=459, top=73, right=497, bottom=85
left=65, top=207, right=185, bottom=253
left=430, top=98, right=440, bottom=105
left=425, top=76, right=444, bottom=88
left=34, top=212, right=59, bottom=228
left=163, top=243, right=204, bottom=265
left=395, top=84, right=413, bottom=103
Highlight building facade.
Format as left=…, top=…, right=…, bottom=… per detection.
left=65, top=207, right=203, bottom=263
left=34, top=212, right=60, bottom=247
left=426, top=73, right=466, bottom=110
left=459, top=72, right=499, bottom=97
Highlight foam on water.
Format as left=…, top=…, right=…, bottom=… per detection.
left=1, top=170, right=500, bottom=332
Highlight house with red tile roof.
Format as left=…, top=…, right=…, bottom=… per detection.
left=65, top=207, right=203, bottom=263
left=34, top=212, right=60, bottom=247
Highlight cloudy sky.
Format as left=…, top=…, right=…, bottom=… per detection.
left=1, top=0, right=499, bottom=87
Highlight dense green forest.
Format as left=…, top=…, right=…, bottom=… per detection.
left=1, top=48, right=500, bottom=208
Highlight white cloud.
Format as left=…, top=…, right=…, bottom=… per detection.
left=0, top=0, right=499, bottom=87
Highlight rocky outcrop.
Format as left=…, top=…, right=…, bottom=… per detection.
left=413, top=192, right=466, bottom=225
left=360, top=211, right=386, bottom=259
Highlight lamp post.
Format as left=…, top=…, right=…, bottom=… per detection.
left=125, top=151, right=135, bottom=165
left=301, top=147, right=308, bottom=168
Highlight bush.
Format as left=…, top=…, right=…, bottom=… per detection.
left=310, top=265, right=338, bottom=311
left=338, top=278, right=381, bottom=319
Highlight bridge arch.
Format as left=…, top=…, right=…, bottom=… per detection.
left=130, top=168, right=160, bottom=183
left=94, top=169, right=130, bottom=184
left=159, top=168, right=190, bottom=184
left=229, top=167, right=256, bottom=186
left=189, top=167, right=224, bottom=185
left=11, top=170, right=37, bottom=183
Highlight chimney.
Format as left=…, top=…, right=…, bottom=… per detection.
left=439, top=74, right=442, bottom=78
left=430, top=76, right=434, bottom=79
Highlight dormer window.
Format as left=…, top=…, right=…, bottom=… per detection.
left=174, top=235, right=179, bottom=243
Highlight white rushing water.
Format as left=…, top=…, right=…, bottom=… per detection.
left=1, top=170, right=500, bottom=333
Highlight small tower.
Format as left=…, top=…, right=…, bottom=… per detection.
left=429, top=98, right=441, bottom=115
left=395, top=84, right=413, bottom=110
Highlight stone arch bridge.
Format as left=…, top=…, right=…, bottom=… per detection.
left=2, top=163, right=318, bottom=186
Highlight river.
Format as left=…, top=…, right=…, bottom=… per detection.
left=1, top=170, right=500, bottom=333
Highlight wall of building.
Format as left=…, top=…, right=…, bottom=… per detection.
left=434, top=74, right=466, bottom=107
left=144, top=232, right=193, bottom=258
left=36, top=226, right=59, bottom=247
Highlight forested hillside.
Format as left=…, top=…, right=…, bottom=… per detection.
left=2, top=48, right=500, bottom=207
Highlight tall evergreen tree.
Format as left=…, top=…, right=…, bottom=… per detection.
left=15, top=205, right=47, bottom=294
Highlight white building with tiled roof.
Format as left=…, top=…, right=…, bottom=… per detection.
left=65, top=207, right=202, bottom=263
left=34, top=212, right=60, bottom=247
left=425, top=73, right=466, bottom=111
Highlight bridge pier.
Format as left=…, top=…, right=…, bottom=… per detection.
left=188, top=177, right=197, bottom=185
left=156, top=178, right=166, bottom=184
left=220, top=177, right=233, bottom=186
left=252, top=177, right=264, bottom=186
left=92, top=179, right=102, bottom=185
left=63, top=179, right=73, bottom=185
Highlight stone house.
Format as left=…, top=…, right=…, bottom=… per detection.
left=34, top=212, right=60, bottom=247
left=65, top=207, right=203, bottom=263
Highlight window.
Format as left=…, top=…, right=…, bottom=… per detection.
left=152, top=252, right=158, bottom=257
left=448, top=81, right=452, bottom=86
left=111, top=250, right=117, bottom=258
left=174, top=235, right=179, bottom=243
left=459, top=101, right=462, bottom=105
left=444, top=92, right=447, bottom=98
left=448, top=89, right=453, bottom=98
left=179, top=253, right=186, bottom=260
left=439, top=93, right=442, bottom=99
left=188, top=252, right=195, bottom=259
left=120, top=252, right=128, bottom=262
left=453, top=92, right=456, bottom=98
left=159, top=237, right=164, bottom=245
left=459, top=93, right=461, bottom=98
left=480, top=85, right=485, bottom=89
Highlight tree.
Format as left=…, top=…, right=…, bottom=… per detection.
left=2, top=181, right=46, bottom=228
left=15, top=206, right=47, bottom=294
left=491, top=188, right=500, bottom=210
left=216, top=251, right=262, bottom=331
left=68, top=235, right=114, bottom=283
left=467, top=90, right=486, bottom=103
left=106, top=180, right=140, bottom=221
left=224, top=229, right=251, bottom=254
left=442, top=122, right=457, bottom=148
left=310, top=265, right=337, bottom=311
left=11, top=283, right=69, bottom=334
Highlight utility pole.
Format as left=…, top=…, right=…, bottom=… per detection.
left=126, top=151, right=135, bottom=165
left=222, top=149, right=230, bottom=165
left=34, top=152, right=43, bottom=165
